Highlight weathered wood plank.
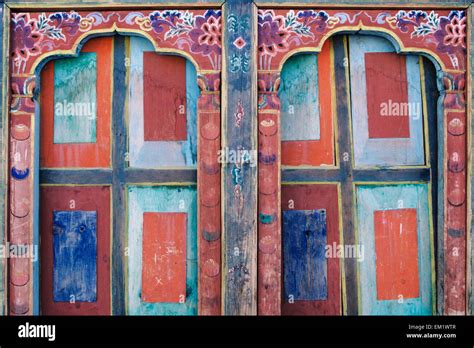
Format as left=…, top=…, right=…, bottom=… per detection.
left=128, top=37, right=198, bottom=168
left=333, top=35, right=358, bottom=315
left=349, top=35, right=424, bottom=167
left=127, top=185, right=197, bottom=315
left=0, top=3, right=6, bottom=316
left=470, top=4, right=474, bottom=316
left=356, top=184, right=433, bottom=315
left=53, top=210, right=98, bottom=302
left=223, top=0, right=258, bottom=315
left=53, top=52, right=97, bottom=144
left=281, top=184, right=341, bottom=315
left=40, top=186, right=111, bottom=315
left=40, top=37, right=112, bottom=168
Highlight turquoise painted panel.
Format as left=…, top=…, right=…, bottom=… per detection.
left=356, top=184, right=433, bottom=315
left=279, top=54, right=320, bottom=141
left=53, top=52, right=97, bottom=144
left=349, top=35, right=424, bottom=167
left=127, top=186, right=197, bottom=315
left=128, top=37, right=198, bottom=168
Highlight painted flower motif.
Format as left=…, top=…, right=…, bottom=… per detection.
left=11, top=14, right=43, bottom=61
left=258, top=11, right=290, bottom=57
left=443, top=16, right=466, bottom=48
left=434, top=15, right=466, bottom=53
left=189, top=12, right=222, bottom=56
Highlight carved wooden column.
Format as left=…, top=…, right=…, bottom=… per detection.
left=257, top=71, right=281, bottom=315
left=442, top=71, right=467, bottom=315
left=8, top=75, right=36, bottom=315
left=197, top=72, right=221, bottom=315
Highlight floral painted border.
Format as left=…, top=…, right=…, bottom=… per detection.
left=257, top=9, right=466, bottom=70
left=11, top=9, right=222, bottom=73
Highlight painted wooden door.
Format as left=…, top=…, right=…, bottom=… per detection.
left=274, top=35, right=438, bottom=315
left=39, top=36, right=200, bottom=315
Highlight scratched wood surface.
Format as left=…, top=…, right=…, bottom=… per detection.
left=128, top=37, right=198, bottom=168
left=280, top=39, right=335, bottom=167
left=53, top=52, right=97, bottom=144
left=0, top=4, right=5, bottom=316
left=127, top=186, right=197, bottom=315
left=349, top=35, right=424, bottom=167
left=40, top=186, right=111, bottom=315
left=281, top=184, right=341, bottom=315
left=356, top=184, right=433, bottom=315
left=223, top=0, right=258, bottom=315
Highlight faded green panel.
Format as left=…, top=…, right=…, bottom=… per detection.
left=279, top=54, right=320, bottom=141
left=54, top=52, right=97, bottom=144
left=127, top=185, right=198, bottom=315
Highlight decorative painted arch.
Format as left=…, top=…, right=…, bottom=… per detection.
left=8, top=9, right=222, bottom=315
left=256, top=8, right=467, bottom=315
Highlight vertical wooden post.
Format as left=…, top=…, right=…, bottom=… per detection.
left=257, top=72, right=281, bottom=315
left=9, top=74, right=36, bottom=315
left=443, top=71, right=468, bottom=315
left=222, top=0, right=258, bottom=315
left=197, top=72, right=222, bottom=315
left=0, top=2, right=6, bottom=316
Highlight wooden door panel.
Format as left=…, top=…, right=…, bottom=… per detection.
left=128, top=37, right=199, bottom=168
left=40, top=186, right=111, bottom=315
left=281, top=184, right=341, bottom=315
left=127, top=186, right=197, bottom=315
left=356, top=184, right=433, bottom=315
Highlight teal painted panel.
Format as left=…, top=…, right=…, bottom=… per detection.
left=128, top=37, right=198, bottom=168
left=53, top=52, right=97, bottom=144
left=127, top=186, right=197, bottom=315
left=356, top=184, right=433, bottom=315
left=349, top=35, right=424, bottom=167
left=279, top=54, right=320, bottom=141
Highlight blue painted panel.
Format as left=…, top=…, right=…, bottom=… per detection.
left=53, top=210, right=97, bottom=302
left=283, top=209, right=327, bottom=300
left=356, top=184, right=433, bottom=315
left=54, top=52, right=97, bottom=144
left=280, top=54, right=320, bottom=141
left=127, top=186, right=197, bottom=315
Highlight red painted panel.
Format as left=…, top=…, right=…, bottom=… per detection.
left=142, top=212, right=187, bottom=303
left=40, top=186, right=111, bottom=315
left=143, top=53, right=187, bottom=141
left=365, top=53, right=410, bottom=139
left=281, top=39, right=334, bottom=166
left=374, top=208, right=419, bottom=300
left=281, top=184, right=341, bottom=315
left=40, top=37, right=112, bottom=168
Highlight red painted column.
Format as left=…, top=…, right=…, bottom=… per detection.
left=257, top=71, right=281, bottom=315
left=9, top=75, right=36, bottom=315
left=197, top=72, right=221, bottom=315
left=443, top=72, right=467, bottom=315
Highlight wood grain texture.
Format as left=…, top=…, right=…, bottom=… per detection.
left=143, top=54, right=187, bottom=142
left=349, top=35, right=424, bottom=167
left=40, top=37, right=112, bottom=168
left=142, top=212, right=187, bottom=303
left=53, top=210, right=97, bottom=302
left=53, top=52, right=97, bottom=143
left=127, top=186, right=197, bottom=315
left=281, top=184, right=341, bottom=315
left=374, top=209, right=419, bottom=300
left=282, top=209, right=327, bottom=301
left=280, top=54, right=320, bottom=141
left=40, top=186, right=111, bottom=315
left=356, top=184, right=433, bottom=315
left=280, top=40, right=335, bottom=167
left=365, top=53, right=410, bottom=139
left=128, top=37, right=198, bottom=168
left=223, top=0, right=258, bottom=315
